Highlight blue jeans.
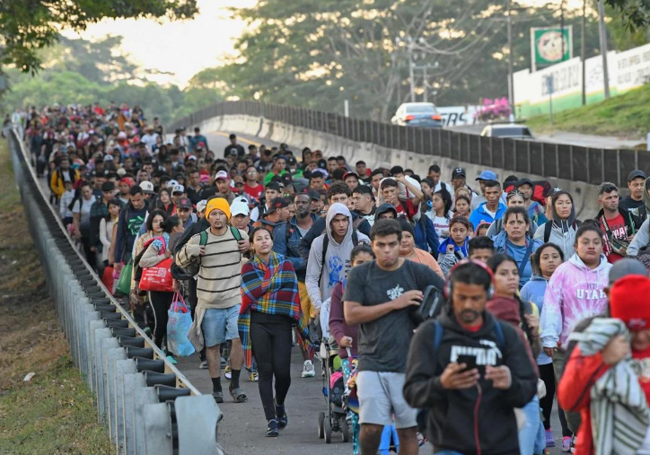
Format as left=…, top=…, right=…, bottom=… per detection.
left=518, top=395, right=542, bottom=455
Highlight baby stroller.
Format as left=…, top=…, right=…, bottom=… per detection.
left=317, top=341, right=351, bottom=443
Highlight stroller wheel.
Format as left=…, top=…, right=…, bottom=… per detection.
left=317, top=411, right=325, bottom=439
left=324, top=417, right=332, bottom=444
left=341, top=416, right=350, bottom=443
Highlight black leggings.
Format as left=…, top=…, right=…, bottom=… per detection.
left=148, top=291, right=173, bottom=350
left=539, top=363, right=555, bottom=430
left=251, top=319, right=293, bottom=421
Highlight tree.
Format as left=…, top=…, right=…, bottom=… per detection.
left=0, top=0, right=198, bottom=74
left=605, top=0, right=650, bottom=30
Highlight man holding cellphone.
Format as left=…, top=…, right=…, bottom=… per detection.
left=344, top=220, right=444, bottom=455
left=403, top=261, right=537, bottom=455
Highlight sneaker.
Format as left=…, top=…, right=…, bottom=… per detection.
left=275, top=403, right=288, bottom=429
left=224, top=365, right=232, bottom=380
left=199, top=360, right=209, bottom=370
left=166, top=355, right=177, bottom=365
left=545, top=429, right=555, bottom=448
left=301, top=360, right=315, bottom=378
left=249, top=371, right=259, bottom=382
left=562, top=436, right=571, bottom=452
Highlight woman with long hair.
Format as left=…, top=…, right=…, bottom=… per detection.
left=239, top=227, right=310, bottom=437
left=329, top=245, right=375, bottom=359
left=155, top=188, right=176, bottom=216
left=534, top=190, right=580, bottom=260
left=429, top=188, right=453, bottom=239
left=540, top=222, right=611, bottom=452
left=99, top=198, right=121, bottom=267
left=487, top=254, right=542, bottom=455
left=493, top=207, right=542, bottom=288
left=453, top=195, right=471, bottom=219
left=520, top=243, right=568, bottom=450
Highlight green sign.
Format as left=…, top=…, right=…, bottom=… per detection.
left=531, top=26, right=572, bottom=71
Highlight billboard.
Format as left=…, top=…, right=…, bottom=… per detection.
left=531, top=26, right=573, bottom=72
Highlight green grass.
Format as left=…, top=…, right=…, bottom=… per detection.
left=0, top=138, right=113, bottom=455
left=525, top=83, right=650, bottom=139
left=0, top=356, right=113, bottom=455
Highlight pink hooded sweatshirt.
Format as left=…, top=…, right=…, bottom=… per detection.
left=540, top=253, right=611, bottom=349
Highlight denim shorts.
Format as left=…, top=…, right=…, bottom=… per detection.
left=202, top=305, right=241, bottom=347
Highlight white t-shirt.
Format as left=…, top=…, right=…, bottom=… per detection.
left=429, top=213, right=451, bottom=239
left=72, top=196, right=96, bottom=226
left=141, top=133, right=159, bottom=151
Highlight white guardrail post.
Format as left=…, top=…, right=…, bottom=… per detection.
left=5, top=127, right=224, bottom=455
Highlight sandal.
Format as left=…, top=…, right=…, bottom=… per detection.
left=275, top=403, right=288, bottom=429
left=212, top=391, right=223, bottom=403
left=229, top=387, right=248, bottom=403
left=266, top=419, right=279, bottom=437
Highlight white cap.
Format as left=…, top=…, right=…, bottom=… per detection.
left=172, top=184, right=184, bottom=194
left=140, top=181, right=155, bottom=193
left=215, top=170, right=229, bottom=181
left=166, top=179, right=179, bottom=188
left=103, top=154, right=114, bottom=161
left=197, top=200, right=208, bottom=213
left=116, top=168, right=127, bottom=177
left=230, top=199, right=250, bottom=217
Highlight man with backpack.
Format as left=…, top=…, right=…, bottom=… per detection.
left=404, top=261, right=538, bottom=455
left=176, top=197, right=250, bottom=403
left=299, top=182, right=371, bottom=260
left=305, top=203, right=370, bottom=322
left=343, top=219, right=444, bottom=455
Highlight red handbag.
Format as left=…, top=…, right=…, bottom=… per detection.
left=140, top=257, right=174, bottom=292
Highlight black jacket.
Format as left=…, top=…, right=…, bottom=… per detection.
left=404, top=309, right=537, bottom=455
left=298, top=212, right=371, bottom=260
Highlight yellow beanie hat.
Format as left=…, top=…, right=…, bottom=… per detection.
left=205, top=197, right=231, bottom=220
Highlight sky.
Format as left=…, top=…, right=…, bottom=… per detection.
left=62, top=0, right=585, bottom=88
left=62, top=0, right=255, bottom=88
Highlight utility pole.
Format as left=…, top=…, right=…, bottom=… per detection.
left=423, top=66, right=428, bottom=103
left=597, top=0, right=611, bottom=99
left=560, top=0, right=565, bottom=62
left=407, top=38, right=416, bottom=102
left=507, top=0, right=515, bottom=121
left=581, top=0, right=587, bottom=105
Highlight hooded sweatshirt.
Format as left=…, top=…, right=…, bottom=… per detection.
left=404, top=309, right=537, bottom=455
left=540, top=253, right=611, bottom=350
left=533, top=190, right=579, bottom=260
left=627, top=217, right=650, bottom=256
left=305, top=203, right=370, bottom=310
left=520, top=276, right=553, bottom=365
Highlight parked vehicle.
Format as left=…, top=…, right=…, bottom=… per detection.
left=480, top=123, right=534, bottom=139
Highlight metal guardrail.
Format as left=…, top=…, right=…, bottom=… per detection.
left=168, top=101, right=650, bottom=188
left=6, top=128, right=224, bottom=455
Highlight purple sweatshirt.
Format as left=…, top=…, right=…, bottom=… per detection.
left=540, top=253, right=611, bottom=349
left=329, top=282, right=358, bottom=358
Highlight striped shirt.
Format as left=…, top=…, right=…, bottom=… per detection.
left=177, top=227, right=248, bottom=309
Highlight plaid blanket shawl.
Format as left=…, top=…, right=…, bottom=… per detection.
left=239, top=252, right=311, bottom=369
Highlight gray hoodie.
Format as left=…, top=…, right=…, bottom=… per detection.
left=533, top=190, right=578, bottom=260
left=305, top=203, right=370, bottom=310
left=627, top=217, right=650, bottom=256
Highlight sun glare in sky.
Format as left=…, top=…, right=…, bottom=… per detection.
left=62, top=0, right=584, bottom=88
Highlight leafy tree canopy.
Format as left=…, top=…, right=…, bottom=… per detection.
left=0, top=0, right=198, bottom=74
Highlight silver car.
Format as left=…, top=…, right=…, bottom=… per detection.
left=480, top=124, right=534, bottom=140
left=391, top=102, right=443, bottom=128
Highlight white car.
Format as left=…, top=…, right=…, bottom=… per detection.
left=391, top=102, right=443, bottom=128
left=480, top=124, right=534, bottom=139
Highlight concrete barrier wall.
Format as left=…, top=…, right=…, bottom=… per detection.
left=202, top=115, right=602, bottom=220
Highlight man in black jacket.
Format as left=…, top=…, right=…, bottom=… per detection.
left=404, top=261, right=537, bottom=455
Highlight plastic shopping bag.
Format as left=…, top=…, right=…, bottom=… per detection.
left=115, top=259, right=133, bottom=296
left=167, top=292, right=195, bottom=357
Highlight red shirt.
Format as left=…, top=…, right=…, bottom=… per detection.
left=244, top=183, right=264, bottom=202
left=600, top=212, right=627, bottom=263
left=394, top=200, right=418, bottom=220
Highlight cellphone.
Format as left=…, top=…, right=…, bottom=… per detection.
left=456, top=354, right=480, bottom=374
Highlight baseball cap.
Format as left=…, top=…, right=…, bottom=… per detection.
left=608, top=258, right=649, bottom=285
left=197, top=200, right=208, bottom=213
left=265, top=182, right=282, bottom=192
left=215, top=170, right=229, bottom=181
left=230, top=199, right=250, bottom=217
left=101, top=182, right=115, bottom=192
left=177, top=197, right=192, bottom=209
left=172, top=184, right=184, bottom=194
left=452, top=167, right=466, bottom=179
left=344, top=171, right=359, bottom=180
left=103, top=154, right=114, bottom=162
left=266, top=197, right=290, bottom=214
left=544, top=186, right=562, bottom=198
left=628, top=170, right=647, bottom=182
left=476, top=170, right=497, bottom=181
left=166, top=179, right=179, bottom=189
left=516, top=178, right=534, bottom=188
left=116, top=168, right=127, bottom=177
left=140, top=181, right=155, bottom=194
left=308, top=190, right=322, bottom=201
